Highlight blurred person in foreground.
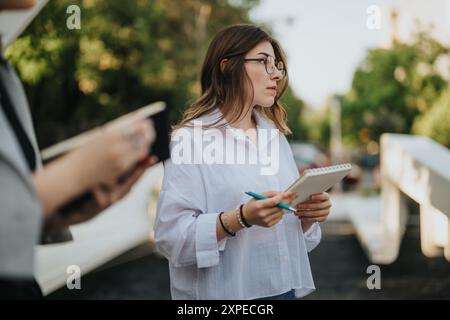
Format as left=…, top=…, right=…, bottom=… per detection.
left=0, top=0, right=157, bottom=299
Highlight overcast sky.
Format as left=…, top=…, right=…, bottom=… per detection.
left=250, top=0, right=397, bottom=108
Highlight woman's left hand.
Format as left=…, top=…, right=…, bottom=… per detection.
left=294, top=192, right=331, bottom=223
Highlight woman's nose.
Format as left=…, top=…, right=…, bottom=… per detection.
left=270, top=68, right=283, bottom=81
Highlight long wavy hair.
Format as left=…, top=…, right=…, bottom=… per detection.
left=173, top=24, right=291, bottom=135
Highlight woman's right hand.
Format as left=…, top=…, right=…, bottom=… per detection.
left=241, top=191, right=297, bottom=228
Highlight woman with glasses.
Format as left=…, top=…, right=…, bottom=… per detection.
left=154, top=24, right=331, bottom=300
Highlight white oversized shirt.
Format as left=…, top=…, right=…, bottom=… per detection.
left=154, top=108, right=321, bottom=300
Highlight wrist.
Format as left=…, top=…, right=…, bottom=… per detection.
left=34, top=152, right=89, bottom=218
left=302, top=220, right=315, bottom=232
left=224, top=210, right=244, bottom=233
left=241, top=203, right=253, bottom=226
left=66, top=147, right=96, bottom=189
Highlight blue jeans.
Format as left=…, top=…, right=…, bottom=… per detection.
left=256, top=289, right=296, bottom=300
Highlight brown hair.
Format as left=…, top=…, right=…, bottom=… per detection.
left=173, top=24, right=291, bottom=135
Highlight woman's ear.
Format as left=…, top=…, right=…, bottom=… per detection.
left=220, top=59, right=228, bottom=73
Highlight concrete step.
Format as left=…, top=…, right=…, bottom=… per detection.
left=345, top=195, right=400, bottom=264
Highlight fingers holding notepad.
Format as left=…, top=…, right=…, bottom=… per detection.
left=285, top=163, right=352, bottom=223
left=294, top=192, right=332, bottom=223
left=286, top=163, right=352, bottom=207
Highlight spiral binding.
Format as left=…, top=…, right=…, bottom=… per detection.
left=304, top=163, right=352, bottom=175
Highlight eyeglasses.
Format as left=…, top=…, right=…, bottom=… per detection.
left=244, top=55, right=285, bottom=78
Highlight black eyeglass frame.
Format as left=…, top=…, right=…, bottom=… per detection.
left=243, top=55, right=285, bottom=77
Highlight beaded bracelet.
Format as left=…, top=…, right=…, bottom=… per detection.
left=236, top=207, right=247, bottom=228
left=239, top=204, right=252, bottom=228
left=219, top=212, right=236, bottom=237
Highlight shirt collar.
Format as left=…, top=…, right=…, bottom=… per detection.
left=199, top=107, right=276, bottom=130
left=198, top=108, right=280, bottom=151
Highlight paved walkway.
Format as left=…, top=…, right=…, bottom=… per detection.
left=47, top=221, right=450, bottom=300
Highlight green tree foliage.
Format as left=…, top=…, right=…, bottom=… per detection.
left=280, top=86, right=305, bottom=141
left=341, top=32, right=449, bottom=146
left=6, top=0, right=275, bottom=148
left=413, top=85, right=450, bottom=147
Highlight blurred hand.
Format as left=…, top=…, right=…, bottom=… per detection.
left=72, top=118, right=156, bottom=188
left=294, top=192, right=331, bottom=223
left=43, top=155, right=158, bottom=232
left=0, top=0, right=36, bottom=10
left=34, top=118, right=156, bottom=218
left=241, top=191, right=297, bottom=228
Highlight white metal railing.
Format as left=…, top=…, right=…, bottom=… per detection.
left=353, top=134, right=450, bottom=264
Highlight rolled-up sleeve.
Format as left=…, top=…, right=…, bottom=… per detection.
left=195, top=212, right=222, bottom=267
left=302, top=222, right=322, bottom=252
left=154, top=132, right=225, bottom=268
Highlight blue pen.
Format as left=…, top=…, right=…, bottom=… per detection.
left=245, top=191, right=297, bottom=213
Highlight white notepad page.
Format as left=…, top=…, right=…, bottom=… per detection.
left=286, top=163, right=352, bottom=207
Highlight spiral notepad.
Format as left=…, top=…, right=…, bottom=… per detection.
left=286, top=163, right=352, bottom=207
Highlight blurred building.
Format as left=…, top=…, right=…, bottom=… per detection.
left=381, top=0, right=450, bottom=46
left=378, top=0, right=450, bottom=81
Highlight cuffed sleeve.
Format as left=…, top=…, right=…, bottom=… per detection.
left=154, top=161, right=224, bottom=268
left=302, top=221, right=322, bottom=252
left=154, top=129, right=226, bottom=268
left=218, top=238, right=227, bottom=251
left=195, top=212, right=222, bottom=267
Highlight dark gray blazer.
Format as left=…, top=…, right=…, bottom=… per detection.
left=0, top=58, right=71, bottom=279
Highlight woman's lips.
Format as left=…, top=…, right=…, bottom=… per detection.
left=266, top=87, right=277, bottom=94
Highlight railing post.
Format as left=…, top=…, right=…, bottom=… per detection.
left=380, top=175, right=408, bottom=261
left=380, top=135, right=410, bottom=262
left=349, top=134, right=449, bottom=263
left=420, top=203, right=445, bottom=257
left=445, top=220, right=450, bottom=261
